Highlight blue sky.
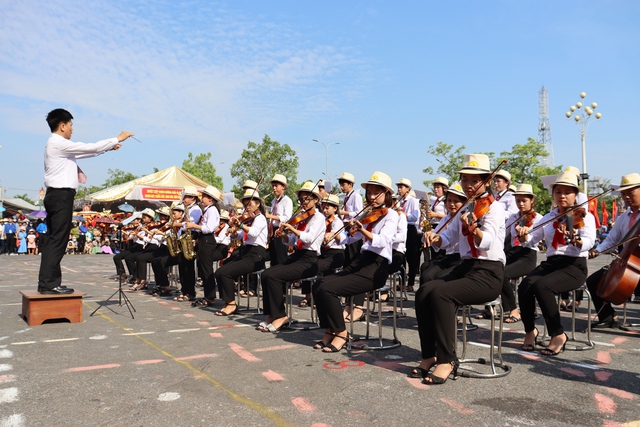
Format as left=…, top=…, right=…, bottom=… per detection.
left=1, top=1, right=638, bottom=202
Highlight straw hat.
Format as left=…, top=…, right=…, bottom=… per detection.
left=156, top=206, right=171, bottom=217
left=338, top=172, right=355, bottom=183
left=270, top=174, right=287, bottom=186
left=240, top=188, right=264, bottom=205
left=141, top=208, right=156, bottom=218
left=617, top=173, right=640, bottom=192
left=183, top=186, right=199, bottom=197
left=514, top=183, right=535, bottom=197
left=456, top=154, right=491, bottom=174
left=201, top=185, right=221, bottom=201
left=242, top=179, right=258, bottom=190
left=552, top=171, right=581, bottom=190
left=494, top=169, right=512, bottom=182
left=322, top=194, right=341, bottom=207
left=446, top=181, right=467, bottom=199
left=433, top=177, right=450, bottom=188
left=220, top=210, right=230, bottom=221
left=361, top=171, right=393, bottom=193
left=172, top=203, right=186, bottom=212
left=295, top=181, right=321, bottom=198
left=396, top=178, right=412, bottom=188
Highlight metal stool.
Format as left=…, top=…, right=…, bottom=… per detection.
left=348, top=288, right=401, bottom=351
left=541, top=285, right=594, bottom=350
left=287, top=276, right=320, bottom=330
left=457, top=299, right=510, bottom=378
left=236, top=269, right=263, bottom=314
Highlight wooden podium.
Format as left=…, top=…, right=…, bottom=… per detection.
left=20, top=290, right=86, bottom=326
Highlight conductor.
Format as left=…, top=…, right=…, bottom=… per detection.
left=37, top=108, right=133, bottom=294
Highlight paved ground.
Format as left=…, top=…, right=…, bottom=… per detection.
left=0, top=253, right=639, bottom=427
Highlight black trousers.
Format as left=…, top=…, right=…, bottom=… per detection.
left=262, top=250, right=318, bottom=318
left=38, top=188, right=75, bottom=289
left=130, top=244, right=159, bottom=280
left=420, top=253, right=461, bottom=285
left=216, top=245, right=266, bottom=303
left=415, top=259, right=503, bottom=363
left=304, top=249, right=344, bottom=294
left=196, top=234, right=217, bottom=299
left=501, top=246, right=537, bottom=312
left=518, top=256, right=587, bottom=337
left=313, top=251, right=389, bottom=333
left=406, top=224, right=421, bottom=287
left=151, top=251, right=179, bottom=288
left=268, top=236, right=289, bottom=266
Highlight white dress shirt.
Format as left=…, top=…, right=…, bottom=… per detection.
left=237, top=214, right=268, bottom=248
left=44, top=133, right=120, bottom=189
left=342, top=190, right=363, bottom=220
left=283, top=211, right=325, bottom=255
left=525, top=208, right=596, bottom=258
left=401, top=194, right=420, bottom=226
left=200, top=205, right=220, bottom=235
left=392, top=211, right=407, bottom=253
left=506, top=211, right=543, bottom=250
left=439, top=199, right=506, bottom=264
left=270, top=195, right=293, bottom=228
left=340, top=208, right=399, bottom=263
left=595, top=208, right=638, bottom=253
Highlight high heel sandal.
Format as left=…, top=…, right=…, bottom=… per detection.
left=322, top=334, right=350, bottom=353
left=521, top=327, right=539, bottom=352
left=540, top=333, right=567, bottom=356
left=423, top=360, right=459, bottom=385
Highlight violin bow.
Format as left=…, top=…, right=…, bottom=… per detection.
left=525, top=189, right=612, bottom=235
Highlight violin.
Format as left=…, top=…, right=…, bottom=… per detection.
left=347, top=207, right=388, bottom=236
left=276, top=208, right=316, bottom=237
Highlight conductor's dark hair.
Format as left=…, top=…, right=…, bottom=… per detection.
left=46, top=109, right=74, bottom=132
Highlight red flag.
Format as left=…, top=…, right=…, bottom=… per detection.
left=601, top=200, right=609, bottom=227
left=612, top=198, right=618, bottom=222
left=588, top=198, right=601, bottom=229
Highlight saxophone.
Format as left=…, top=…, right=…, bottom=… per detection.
left=419, top=199, right=433, bottom=232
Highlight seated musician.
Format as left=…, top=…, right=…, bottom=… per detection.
left=150, top=204, right=185, bottom=297
left=301, top=194, right=345, bottom=307
left=419, top=154, right=505, bottom=384
left=419, top=181, right=466, bottom=285
left=214, top=189, right=268, bottom=316
left=313, top=171, right=398, bottom=353
left=259, top=182, right=325, bottom=332
left=587, top=173, right=640, bottom=328
left=517, top=171, right=596, bottom=355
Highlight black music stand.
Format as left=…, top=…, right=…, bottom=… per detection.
left=91, top=267, right=136, bottom=319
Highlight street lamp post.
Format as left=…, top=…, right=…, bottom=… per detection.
left=312, top=139, right=340, bottom=179
left=565, top=92, right=602, bottom=195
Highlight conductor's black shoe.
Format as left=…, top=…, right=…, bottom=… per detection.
left=38, top=286, right=74, bottom=294
left=591, top=317, right=620, bottom=329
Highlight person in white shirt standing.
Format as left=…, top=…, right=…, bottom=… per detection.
left=38, top=108, right=132, bottom=294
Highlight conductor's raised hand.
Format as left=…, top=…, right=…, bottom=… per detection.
left=117, top=131, right=134, bottom=142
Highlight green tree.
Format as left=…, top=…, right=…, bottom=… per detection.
left=230, top=134, right=299, bottom=201
left=181, top=152, right=224, bottom=189
left=14, top=193, right=35, bottom=205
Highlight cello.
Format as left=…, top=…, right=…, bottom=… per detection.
left=596, top=219, right=640, bottom=305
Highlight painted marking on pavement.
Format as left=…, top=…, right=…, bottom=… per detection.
left=0, top=387, right=19, bottom=403
left=594, top=393, right=617, bottom=414
left=262, top=370, right=285, bottom=382
left=254, top=344, right=297, bottom=352
left=176, top=354, right=217, bottom=361
left=291, top=397, right=317, bottom=412
left=134, top=359, right=165, bottom=365
left=229, top=343, right=261, bottom=362
left=605, top=387, right=636, bottom=400
left=43, top=338, right=80, bottom=343
left=440, top=398, right=474, bottom=415
left=64, top=364, right=121, bottom=373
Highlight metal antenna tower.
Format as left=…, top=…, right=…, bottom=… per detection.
left=538, top=86, right=554, bottom=167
